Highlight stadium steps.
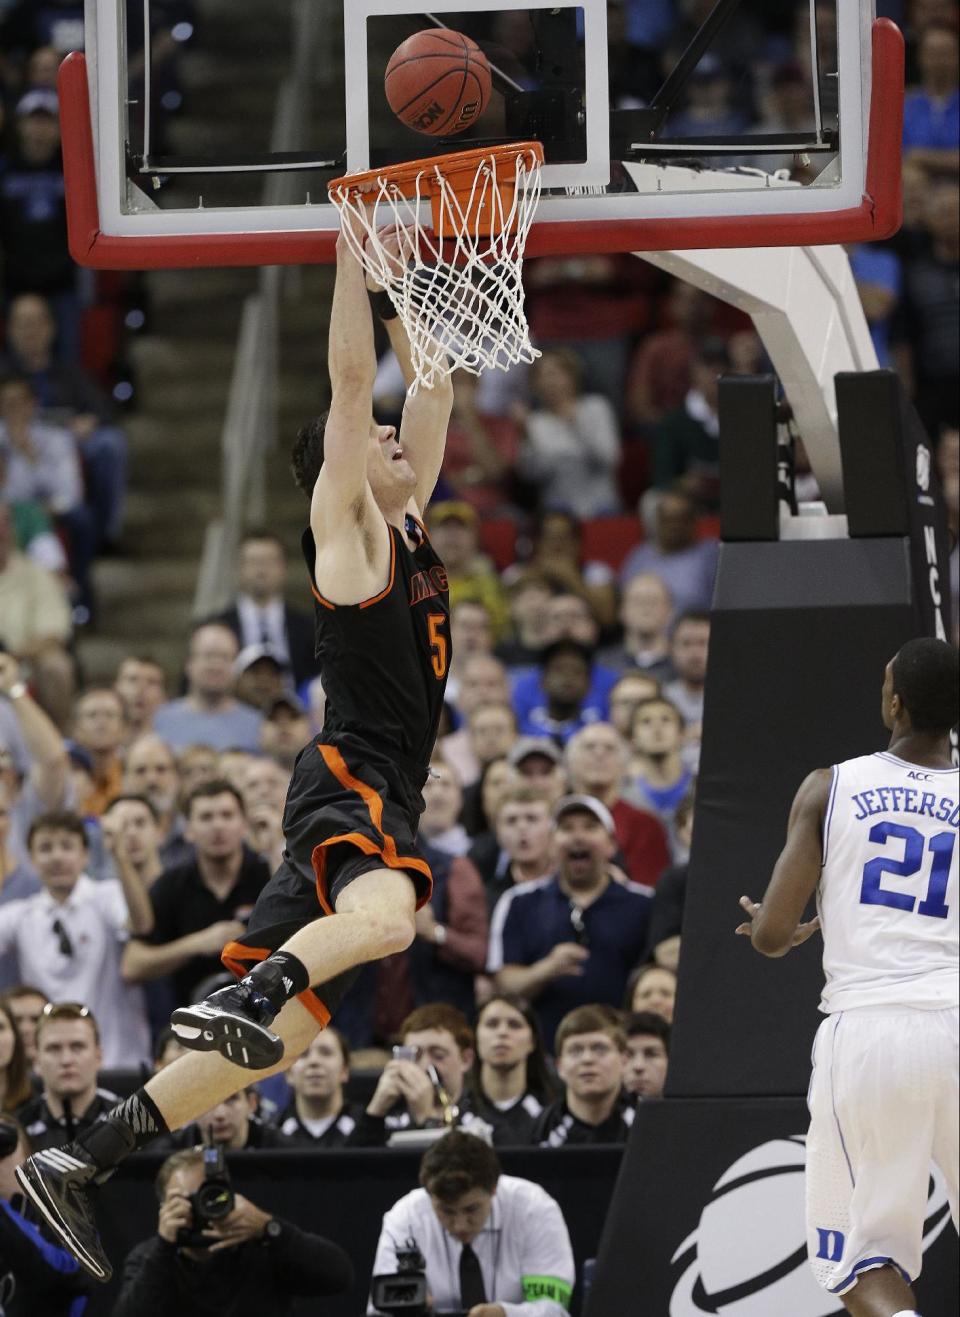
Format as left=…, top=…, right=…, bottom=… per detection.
left=76, top=0, right=344, bottom=684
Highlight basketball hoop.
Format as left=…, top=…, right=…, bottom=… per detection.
left=328, top=141, right=544, bottom=393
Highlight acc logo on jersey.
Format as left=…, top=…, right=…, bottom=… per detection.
left=669, top=1136, right=952, bottom=1317
left=916, top=443, right=931, bottom=494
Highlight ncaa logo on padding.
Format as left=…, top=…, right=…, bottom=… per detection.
left=669, top=1137, right=952, bottom=1317
left=916, top=443, right=931, bottom=493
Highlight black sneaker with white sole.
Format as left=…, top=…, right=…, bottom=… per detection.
left=171, top=980, right=284, bottom=1070
left=16, top=1144, right=112, bottom=1282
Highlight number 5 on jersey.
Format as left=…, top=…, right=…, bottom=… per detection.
left=427, top=613, right=448, bottom=680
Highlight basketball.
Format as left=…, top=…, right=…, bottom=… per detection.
left=385, top=28, right=491, bottom=137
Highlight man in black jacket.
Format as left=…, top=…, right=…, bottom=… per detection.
left=204, top=530, right=319, bottom=688
left=112, top=1146, right=353, bottom=1317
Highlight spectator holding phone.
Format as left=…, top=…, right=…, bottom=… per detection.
left=353, top=1004, right=475, bottom=1146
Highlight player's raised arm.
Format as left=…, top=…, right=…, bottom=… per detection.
left=310, top=214, right=379, bottom=532
left=367, top=235, right=454, bottom=514
left=737, top=768, right=831, bottom=957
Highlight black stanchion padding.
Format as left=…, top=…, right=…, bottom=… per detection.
left=718, top=375, right=780, bottom=542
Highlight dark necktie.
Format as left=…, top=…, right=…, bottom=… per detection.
left=459, top=1241, right=487, bottom=1309
left=260, top=612, right=272, bottom=646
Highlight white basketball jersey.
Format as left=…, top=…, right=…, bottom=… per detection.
left=818, top=751, right=959, bottom=1014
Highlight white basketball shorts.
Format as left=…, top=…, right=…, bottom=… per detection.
left=805, top=1005, right=959, bottom=1296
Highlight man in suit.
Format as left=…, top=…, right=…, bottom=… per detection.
left=206, top=530, right=318, bottom=688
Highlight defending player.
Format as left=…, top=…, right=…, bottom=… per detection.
left=737, top=638, right=959, bottom=1317
left=15, top=209, right=455, bottom=1280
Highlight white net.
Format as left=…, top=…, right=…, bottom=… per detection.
left=329, top=144, right=543, bottom=394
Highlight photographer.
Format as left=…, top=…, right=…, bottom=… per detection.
left=112, top=1146, right=354, bottom=1317
left=0, top=1117, right=90, bottom=1315
left=369, top=1130, right=573, bottom=1317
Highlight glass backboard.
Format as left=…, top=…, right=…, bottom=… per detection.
left=61, top=0, right=903, bottom=267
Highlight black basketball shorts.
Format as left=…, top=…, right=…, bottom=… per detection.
left=221, top=735, right=433, bottom=1026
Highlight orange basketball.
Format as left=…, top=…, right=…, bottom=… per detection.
left=385, top=28, right=491, bottom=137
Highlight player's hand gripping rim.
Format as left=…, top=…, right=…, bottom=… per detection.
left=735, top=895, right=821, bottom=948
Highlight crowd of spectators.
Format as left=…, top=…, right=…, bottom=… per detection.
left=0, top=2, right=956, bottom=1311
left=0, top=0, right=198, bottom=641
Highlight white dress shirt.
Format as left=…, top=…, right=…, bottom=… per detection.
left=236, top=594, right=289, bottom=664
left=0, top=875, right=150, bottom=1066
left=368, top=1174, right=574, bottom=1316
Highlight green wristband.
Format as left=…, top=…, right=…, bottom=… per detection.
left=522, top=1275, right=573, bottom=1308
left=369, top=289, right=398, bottom=322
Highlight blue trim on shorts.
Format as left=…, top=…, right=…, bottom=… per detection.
left=828, top=1254, right=912, bottom=1294
left=829, top=1014, right=856, bottom=1188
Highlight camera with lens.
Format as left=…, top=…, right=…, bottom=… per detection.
left=176, top=1131, right=235, bottom=1248
left=370, top=1240, right=430, bottom=1314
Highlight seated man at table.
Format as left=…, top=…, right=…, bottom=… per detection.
left=368, top=1129, right=574, bottom=1316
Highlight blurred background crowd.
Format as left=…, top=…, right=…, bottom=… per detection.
left=0, top=0, right=956, bottom=1311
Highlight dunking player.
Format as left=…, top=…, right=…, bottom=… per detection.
left=737, top=638, right=959, bottom=1317
left=15, top=209, right=455, bottom=1279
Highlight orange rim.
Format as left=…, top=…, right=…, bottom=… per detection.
left=328, top=140, right=544, bottom=205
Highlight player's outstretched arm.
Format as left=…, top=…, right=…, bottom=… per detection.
left=366, top=232, right=453, bottom=513
left=311, top=215, right=379, bottom=533
left=736, top=768, right=831, bottom=958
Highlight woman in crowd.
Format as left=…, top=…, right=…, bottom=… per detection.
left=625, top=963, right=677, bottom=1024
left=515, top=350, right=622, bottom=522
left=0, top=1000, right=31, bottom=1114
left=464, top=993, right=557, bottom=1145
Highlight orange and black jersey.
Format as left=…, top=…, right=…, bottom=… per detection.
left=302, top=513, right=450, bottom=779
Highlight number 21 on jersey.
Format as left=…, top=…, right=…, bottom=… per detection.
left=860, top=821, right=955, bottom=919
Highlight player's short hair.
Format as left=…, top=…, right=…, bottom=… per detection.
left=495, top=782, right=551, bottom=815
left=624, top=1011, right=671, bottom=1055
left=419, top=1130, right=500, bottom=1201
left=116, top=653, right=164, bottom=675
left=555, top=1004, right=626, bottom=1055
left=533, top=346, right=584, bottom=391
left=291, top=412, right=329, bottom=498
left=673, top=609, right=711, bottom=633
left=239, top=527, right=286, bottom=553
left=26, top=810, right=88, bottom=851
left=35, top=1001, right=100, bottom=1047
left=103, top=792, right=160, bottom=822
left=156, top=1147, right=205, bottom=1202
left=400, top=1003, right=474, bottom=1054
left=0, top=371, right=33, bottom=398
left=183, top=778, right=246, bottom=818
left=891, top=638, right=960, bottom=732
left=630, top=695, right=685, bottom=732
left=153, top=1025, right=181, bottom=1064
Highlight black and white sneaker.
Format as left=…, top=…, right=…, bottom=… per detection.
left=16, top=1144, right=111, bottom=1282
left=171, top=980, right=284, bottom=1070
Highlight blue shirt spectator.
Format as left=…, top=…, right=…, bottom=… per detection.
left=903, top=85, right=960, bottom=152
left=153, top=622, right=264, bottom=754
left=620, top=489, right=718, bottom=614
left=902, top=25, right=960, bottom=164
left=511, top=641, right=618, bottom=746
left=847, top=244, right=902, bottom=368
left=489, top=795, right=652, bottom=1051
left=493, top=873, right=652, bottom=1051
